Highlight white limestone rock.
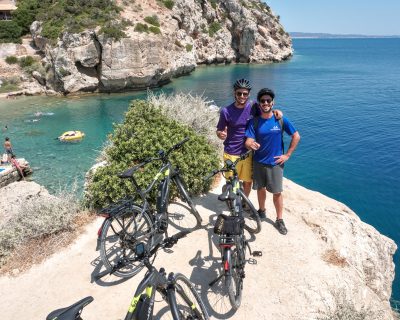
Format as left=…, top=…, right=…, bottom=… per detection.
left=26, top=0, right=292, bottom=94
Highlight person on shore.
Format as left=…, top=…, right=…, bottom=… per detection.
left=216, top=78, right=282, bottom=200
left=4, top=137, right=13, bottom=163
left=10, top=155, right=27, bottom=181
left=245, top=88, right=300, bottom=234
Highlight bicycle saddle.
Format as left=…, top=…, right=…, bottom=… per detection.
left=46, top=296, right=93, bottom=320
left=218, top=184, right=235, bottom=201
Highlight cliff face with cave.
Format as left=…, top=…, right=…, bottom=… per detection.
left=28, top=0, right=292, bottom=94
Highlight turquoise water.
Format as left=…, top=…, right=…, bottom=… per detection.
left=1, top=38, right=399, bottom=300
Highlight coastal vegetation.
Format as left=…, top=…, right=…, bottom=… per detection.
left=85, top=94, right=220, bottom=208
left=0, top=77, right=20, bottom=94
left=5, top=55, right=45, bottom=77
left=0, top=0, right=126, bottom=43
left=0, top=185, right=83, bottom=270
left=208, top=21, right=221, bottom=37
left=144, top=15, right=160, bottom=27
left=157, top=0, right=174, bottom=10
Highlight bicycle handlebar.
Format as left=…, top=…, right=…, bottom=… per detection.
left=118, top=138, right=190, bottom=178
left=165, top=137, right=189, bottom=157
left=203, top=150, right=252, bottom=180
left=150, top=230, right=190, bottom=255
left=133, top=231, right=191, bottom=263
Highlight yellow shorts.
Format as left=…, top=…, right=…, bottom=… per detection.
left=223, top=152, right=253, bottom=182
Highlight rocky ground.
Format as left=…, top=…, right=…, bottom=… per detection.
left=0, top=178, right=396, bottom=319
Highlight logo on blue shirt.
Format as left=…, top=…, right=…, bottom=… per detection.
left=271, top=125, right=281, bottom=131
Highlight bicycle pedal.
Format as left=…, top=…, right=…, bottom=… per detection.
left=252, top=251, right=262, bottom=257
left=248, top=258, right=257, bottom=265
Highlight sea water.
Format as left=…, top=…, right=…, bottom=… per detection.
left=1, top=38, right=399, bottom=300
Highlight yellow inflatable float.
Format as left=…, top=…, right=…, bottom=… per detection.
left=58, top=131, right=85, bottom=142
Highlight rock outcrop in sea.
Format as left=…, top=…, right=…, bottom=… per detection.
left=27, top=0, right=292, bottom=94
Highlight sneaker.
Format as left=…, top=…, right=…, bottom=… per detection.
left=275, top=219, right=288, bottom=235
left=257, top=209, right=266, bottom=219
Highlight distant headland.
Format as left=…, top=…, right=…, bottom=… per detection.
left=290, top=32, right=400, bottom=39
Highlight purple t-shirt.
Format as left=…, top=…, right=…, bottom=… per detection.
left=216, top=102, right=254, bottom=155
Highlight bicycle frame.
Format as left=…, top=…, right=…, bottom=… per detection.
left=98, top=162, right=172, bottom=238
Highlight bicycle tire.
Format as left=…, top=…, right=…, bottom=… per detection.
left=99, top=205, right=154, bottom=278
left=225, top=248, right=243, bottom=310
left=173, top=273, right=209, bottom=320
left=173, top=176, right=202, bottom=225
left=239, top=190, right=261, bottom=234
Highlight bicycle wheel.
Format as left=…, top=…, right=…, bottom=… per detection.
left=239, top=190, right=261, bottom=234
left=173, top=175, right=202, bottom=225
left=225, top=248, right=243, bottom=310
left=172, top=273, right=209, bottom=320
left=99, top=205, right=154, bottom=278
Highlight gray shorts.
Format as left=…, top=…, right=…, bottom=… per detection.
left=252, top=161, right=284, bottom=193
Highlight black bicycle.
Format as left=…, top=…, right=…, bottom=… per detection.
left=98, top=137, right=202, bottom=278
left=207, top=150, right=261, bottom=234
left=205, top=150, right=262, bottom=310
left=47, top=232, right=209, bottom=320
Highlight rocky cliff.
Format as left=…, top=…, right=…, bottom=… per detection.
left=0, top=178, right=397, bottom=319
left=28, top=0, right=292, bottom=94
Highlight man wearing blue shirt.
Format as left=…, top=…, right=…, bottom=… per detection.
left=245, top=88, right=300, bottom=235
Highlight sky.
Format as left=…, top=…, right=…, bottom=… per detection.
left=265, top=0, right=400, bottom=36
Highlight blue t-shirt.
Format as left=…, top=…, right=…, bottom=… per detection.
left=216, top=101, right=257, bottom=155
left=245, top=116, right=297, bottom=165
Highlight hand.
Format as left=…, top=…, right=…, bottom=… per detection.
left=274, top=154, right=289, bottom=165
left=250, top=141, right=260, bottom=151
left=273, top=109, right=283, bottom=120
left=217, top=129, right=227, bottom=140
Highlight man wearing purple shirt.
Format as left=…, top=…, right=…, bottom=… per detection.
left=216, top=78, right=255, bottom=197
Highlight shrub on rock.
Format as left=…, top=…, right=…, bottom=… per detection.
left=86, top=100, right=219, bottom=208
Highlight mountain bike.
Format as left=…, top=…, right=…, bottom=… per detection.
left=204, top=150, right=262, bottom=310
left=46, top=232, right=209, bottom=320
left=207, top=150, right=261, bottom=234
left=97, top=137, right=202, bottom=278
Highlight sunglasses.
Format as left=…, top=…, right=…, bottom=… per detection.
left=260, top=98, right=272, bottom=104
left=236, top=91, right=249, bottom=97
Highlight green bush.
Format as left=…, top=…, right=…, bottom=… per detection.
left=208, top=21, right=221, bottom=37
left=134, top=23, right=148, bottom=33
left=163, top=0, right=174, bottom=9
left=144, top=15, right=160, bottom=27
left=18, top=56, right=35, bottom=68
left=186, top=44, right=193, bottom=52
left=0, top=80, right=20, bottom=94
left=23, top=61, right=46, bottom=76
left=100, top=22, right=127, bottom=40
left=5, top=56, right=18, bottom=64
left=149, top=26, right=161, bottom=35
left=210, top=0, right=217, bottom=9
left=31, top=0, right=122, bottom=40
left=85, top=100, right=219, bottom=208
left=58, top=67, right=70, bottom=77
left=12, top=0, right=41, bottom=35
left=0, top=21, right=23, bottom=43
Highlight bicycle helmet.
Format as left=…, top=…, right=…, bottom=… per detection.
left=257, top=88, right=275, bottom=102
left=233, top=78, right=252, bottom=91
